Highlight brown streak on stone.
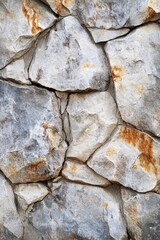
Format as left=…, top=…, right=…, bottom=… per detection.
left=145, top=7, right=160, bottom=22
left=128, top=204, right=138, bottom=226
left=70, top=164, right=77, bottom=171
left=27, top=157, right=46, bottom=174
left=111, top=65, right=126, bottom=81
left=54, top=0, right=68, bottom=15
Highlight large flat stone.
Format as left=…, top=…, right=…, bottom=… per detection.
left=0, top=80, right=67, bottom=183
left=105, top=23, right=160, bottom=136
left=0, top=0, right=56, bottom=69
left=67, top=92, right=118, bottom=162
left=88, top=125, right=160, bottom=192
left=29, top=16, right=109, bottom=91
left=24, top=179, right=127, bottom=240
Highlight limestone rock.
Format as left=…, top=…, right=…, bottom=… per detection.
left=0, top=80, right=67, bottom=183
left=88, top=126, right=160, bottom=192
left=0, top=0, right=56, bottom=69
left=14, top=183, right=49, bottom=211
left=0, top=173, right=23, bottom=240
left=76, top=0, right=160, bottom=29
left=62, top=160, right=111, bottom=186
left=29, top=16, right=109, bottom=91
left=67, top=92, right=118, bottom=162
left=41, top=0, right=75, bottom=16
left=122, top=188, right=160, bottom=240
left=24, top=179, right=127, bottom=240
left=105, top=23, right=160, bottom=136
left=89, top=28, right=130, bottom=43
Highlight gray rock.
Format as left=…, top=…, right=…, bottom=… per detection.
left=89, top=28, right=130, bottom=43
left=76, top=0, right=160, bottom=29
left=105, top=23, right=160, bottom=136
left=24, top=179, right=127, bottom=240
left=62, top=160, right=111, bottom=186
left=67, top=92, right=118, bottom=162
left=88, top=125, right=160, bottom=192
left=122, top=188, right=160, bottom=240
left=0, top=80, right=67, bottom=183
left=0, top=173, right=23, bottom=240
left=0, top=0, right=56, bottom=69
left=29, top=16, right=109, bottom=91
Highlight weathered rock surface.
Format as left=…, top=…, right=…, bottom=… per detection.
left=67, top=92, right=118, bottom=162
left=0, top=80, right=67, bottom=183
left=29, top=16, right=109, bottom=91
left=88, top=125, right=160, bottom=192
left=0, top=173, right=23, bottom=240
left=0, top=0, right=56, bottom=69
left=89, top=28, right=130, bottom=43
left=76, top=0, right=160, bottom=29
left=24, top=179, right=127, bottom=240
left=15, top=183, right=49, bottom=211
left=105, top=23, right=160, bottom=136
left=62, top=160, right=111, bottom=186
left=122, top=188, right=160, bottom=240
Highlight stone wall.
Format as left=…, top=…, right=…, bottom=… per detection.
left=0, top=1, right=160, bottom=239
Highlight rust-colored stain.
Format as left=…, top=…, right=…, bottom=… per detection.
left=120, top=127, right=157, bottom=174
left=54, top=0, right=68, bottom=15
left=42, top=122, right=61, bottom=149
left=22, top=0, right=43, bottom=35
left=70, top=164, right=77, bottom=171
left=128, top=204, right=138, bottom=226
left=111, top=65, right=126, bottom=81
left=106, top=147, right=117, bottom=157
left=27, top=157, right=46, bottom=173
left=145, top=6, right=160, bottom=21
left=101, top=202, right=108, bottom=209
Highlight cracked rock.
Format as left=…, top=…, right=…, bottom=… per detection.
left=105, top=22, right=160, bottom=136
left=122, top=188, right=160, bottom=240
left=62, top=160, right=111, bottom=186
left=67, top=92, right=118, bottom=162
left=29, top=16, right=109, bottom=91
left=88, top=125, right=160, bottom=193
left=0, top=80, right=67, bottom=183
left=0, top=0, right=56, bottom=69
left=24, top=179, right=127, bottom=240
left=0, top=173, right=23, bottom=240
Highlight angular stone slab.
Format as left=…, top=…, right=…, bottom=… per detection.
left=0, top=80, right=67, bottom=183
left=89, top=28, right=130, bottom=43
left=88, top=126, right=160, bottom=192
left=29, top=16, right=109, bottom=91
left=122, top=188, right=160, bottom=240
left=24, top=179, right=127, bottom=240
left=62, top=160, right=111, bottom=186
left=0, top=173, right=23, bottom=240
left=0, top=0, right=56, bottom=69
left=76, top=0, right=160, bottom=29
left=67, top=92, right=118, bottom=162
left=105, top=23, right=160, bottom=136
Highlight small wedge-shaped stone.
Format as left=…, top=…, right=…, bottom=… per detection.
left=0, top=173, right=23, bottom=240
left=24, top=179, right=127, bottom=240
left=76, top=0, right=160, bottom=29
left=0, top=80, right=67, bottom=183
left=122, top=188, right=160, bottom=240
left=41, top=0, right=75, bottom=16
left=62, top=160, right=110, bottom=186
left=105, top=23, right=160, bottom=136
left=29, top=16, right=109, bottom=91
left=67, top=92, right=118, bottom=162
left=0, top=0, right=56, bottom=69
left=14, top=183, right=49, bottom=211
left=88, top=126, right=160, bottom=192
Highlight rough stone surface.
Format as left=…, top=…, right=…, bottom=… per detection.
left=67, top=92, right=118, bottom=162
left=0, top=173, right=23, bottom=240
left=122, top=188, right=160, bottom=240
left=76, top=0, right=160, bottom=29
left=24, top=179, right=127, bottom=240
left=29, top=16, right=109, bottom=91
left=0, top=0, right=56, bottom=69
left=88, top=125, right=160, bottom=192
left=0, top=80, right=67, bottom=183
left=105, top=23, right=160, bottom=136
left=62, top=160, right=111, bottom=186
left=89, top=28, right=130, bottom=43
